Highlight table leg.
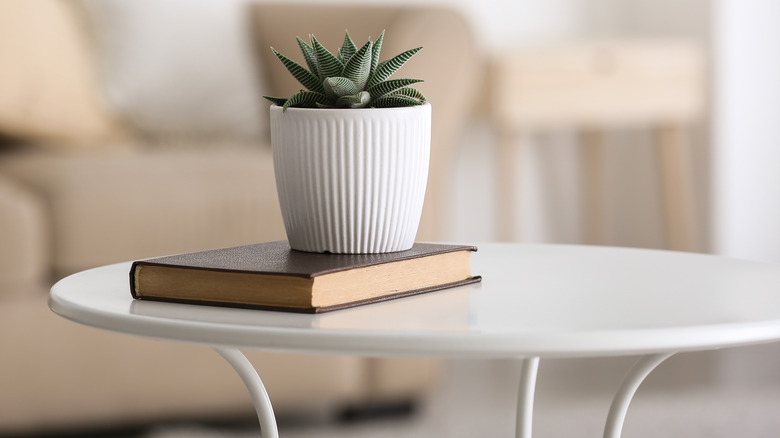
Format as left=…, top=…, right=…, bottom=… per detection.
left=213, top=347, right=279, bottom=438
left=516, top=357, right=540, bottom=438
left=496, top=126, right=522, bottom=242
left=656, top=124, right=695, bottom=251
left=581, top=129, right=607, bottom=245
left=603, top=353, right=674, bottom=438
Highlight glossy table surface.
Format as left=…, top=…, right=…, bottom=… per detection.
left=49, top=243, right=780, bottom=359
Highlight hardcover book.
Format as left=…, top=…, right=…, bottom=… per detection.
left=130, top=241, right=481, bottom=313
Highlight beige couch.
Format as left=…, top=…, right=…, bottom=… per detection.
left=0, top=1, right=481, bottom=434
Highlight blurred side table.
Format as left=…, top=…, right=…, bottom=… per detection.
left=488, top=39, right=705, bottom=250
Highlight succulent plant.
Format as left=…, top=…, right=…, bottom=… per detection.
left=264, top=30, right=425, bottom=111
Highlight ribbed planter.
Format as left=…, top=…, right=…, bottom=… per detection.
left=270, top=103, right=431, bottom=254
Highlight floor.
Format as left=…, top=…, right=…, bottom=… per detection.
left=134, top=347, right=780, bottom=438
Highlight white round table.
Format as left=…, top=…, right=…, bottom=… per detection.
left=49, top=243, right=780, bottom=438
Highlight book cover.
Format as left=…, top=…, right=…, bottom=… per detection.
left=130, top=241, right=481, bottom=313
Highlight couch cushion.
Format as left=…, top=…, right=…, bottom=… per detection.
left=0, top=0, right=121, bottom=146
left=0, top=143, right=285, bottom=275
left=81, top=0, right=267, bottom=140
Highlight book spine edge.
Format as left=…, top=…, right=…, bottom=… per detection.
left=129, top=262, right=140, bottom=298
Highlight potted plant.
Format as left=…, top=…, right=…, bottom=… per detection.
left=265, top=31, right=431, bottom=254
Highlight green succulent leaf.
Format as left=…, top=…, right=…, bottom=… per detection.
left=310, top=35, right=343, bottom=80
left=323, top=77, right=359, bottom=99
left=272, top=31, right=424, bottom=111
left=339, top=30, right=358, bottom=63
left=369, top=47, right=422, bottom=87
left=336, top=91, right=371, bottom=108
left=370, top=30, right=384, bottom=78
left=341, top=40, right=373, bottom=90
left=296, top=36, right=319, bottom=79
left=367, top=78, right=423, bottom=100
left=282, top=90, right=329, bottom=111
left=263, top=96, right=288, bottom=106
left=271, top=47, right=324, bottom=93
left=371, top=94, right=424, bottom=108
left=391, top=87, right=426, bottom=102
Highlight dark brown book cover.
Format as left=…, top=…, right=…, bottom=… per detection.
left=130, top=241, right=481, bottom=313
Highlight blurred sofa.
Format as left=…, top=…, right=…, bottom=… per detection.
left=0, top=0, right=480, bottom=433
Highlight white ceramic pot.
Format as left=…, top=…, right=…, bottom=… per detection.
left=270, top=103, right=431, bottom=254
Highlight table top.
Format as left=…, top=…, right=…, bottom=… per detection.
left=49, top=243, right=780, bottom=359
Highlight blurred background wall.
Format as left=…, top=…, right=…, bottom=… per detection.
left=712, top=1, right=780, bottom=263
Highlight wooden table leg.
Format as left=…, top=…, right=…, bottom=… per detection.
left=496, top=127, right=522, bottom=241
left=656, top=124, right=695, bottom=251
left=581, top=129, right=607, bottom=245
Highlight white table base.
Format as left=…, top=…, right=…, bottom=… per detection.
left=213, top=348, right=279, bottom=438
left=214, top=349, right=674, bottom=438
left=517, top=357, right=540, bottom=438
left=516, top=354, right=674, bottom=438
left=603, top=353, right=675, bottom=438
